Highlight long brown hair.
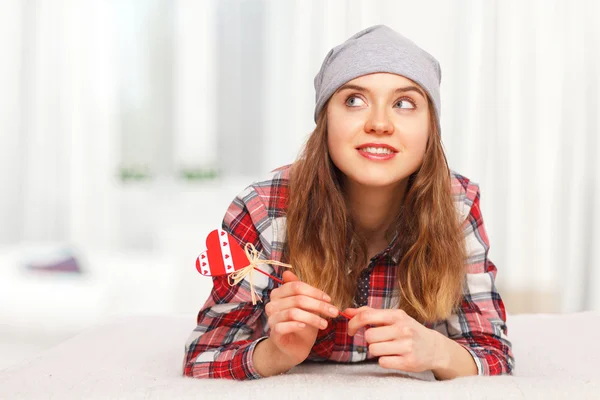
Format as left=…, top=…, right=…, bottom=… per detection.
left=285, top=99, right=467, bottom=324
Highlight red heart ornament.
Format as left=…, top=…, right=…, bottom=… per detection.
left=196, top=229, right=249, bottom=277
left=193, top=228, right=350, bottom=318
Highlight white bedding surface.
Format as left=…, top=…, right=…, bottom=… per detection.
left=1, top=312, right=598, bottom=399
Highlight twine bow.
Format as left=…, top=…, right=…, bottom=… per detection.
left=227, top=243, right=293, bottom=305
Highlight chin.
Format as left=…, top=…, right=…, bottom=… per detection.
left=344, top=170, right=404, bottom=188
left=331, top=153, right=414, bottom=189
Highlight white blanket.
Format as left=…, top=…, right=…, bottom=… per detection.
left=1, top=312, right=598, bottom=399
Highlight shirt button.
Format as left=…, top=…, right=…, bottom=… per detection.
left=357, top=347, right=365, bottom=354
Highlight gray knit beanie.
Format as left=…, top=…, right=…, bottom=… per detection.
left=313, top=25, right=442, bottom=133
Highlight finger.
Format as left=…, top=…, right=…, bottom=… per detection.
left=378, top=355, right=412, bottom=371
left=271, top=320, right=309, bottom=336
left=365, top=325, right=410, bottom=344
left=282, top=270, right=300, bottom=282
left=272, top=278, right=331, bottom=303
left=269, top=307, right=329, bottom=331
left=348, top=309, right=394, bottom=336
left=270, top=295, right=339, bottom=319
left=343, top=306, right=372, bottom=317
left=368, top=339, right=412, bottom=357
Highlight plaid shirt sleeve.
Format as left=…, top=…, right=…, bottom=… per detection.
left=182, top=184, right=275, bottom=380
left=438, top=181, right=515, bottom=376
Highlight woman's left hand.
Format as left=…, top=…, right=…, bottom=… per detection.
left=345, top=306, right=444, bottom=373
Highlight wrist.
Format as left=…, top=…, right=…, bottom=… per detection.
left=267, top=338, right=299, bottom=366
left=430, top=331, right=478, bottom=380
left=431, top=330, right=451, bottom=371
left=254, top=338, right=298, bottom=377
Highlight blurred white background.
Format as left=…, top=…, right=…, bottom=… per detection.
left=0, top=0, right=599, bottom=370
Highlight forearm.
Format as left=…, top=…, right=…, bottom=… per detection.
left=431, top=332, right=478, bottom=380
left=253, top=338, right=298, bottom=377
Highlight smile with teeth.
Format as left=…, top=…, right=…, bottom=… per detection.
left=358, top=147, right=395, bottom=154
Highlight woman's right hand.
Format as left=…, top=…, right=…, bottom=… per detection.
left=265, top=270, right=339, bottom=366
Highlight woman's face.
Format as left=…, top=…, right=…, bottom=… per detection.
left=326, top=72, right=430, bottom=189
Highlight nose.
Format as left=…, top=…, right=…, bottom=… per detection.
left=364, top=107, right=394, bottom=135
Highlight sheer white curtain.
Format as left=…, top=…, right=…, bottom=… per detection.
left=1, top=0, right=598, bottom=312
left=443, top=0, right=600, bottom=312
left=0, top=0, right=120, bottom=250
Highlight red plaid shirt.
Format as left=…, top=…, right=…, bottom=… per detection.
left=183, top=165, right=514, bottom=379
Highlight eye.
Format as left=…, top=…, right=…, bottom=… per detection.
left=345, top=95, right=366, bottom=107
left=395, top=98, right=416, bottom=109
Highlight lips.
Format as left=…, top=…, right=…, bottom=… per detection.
left=356, top=146, right=398, bottom=161
left=355, top=143, right=399, bottom=153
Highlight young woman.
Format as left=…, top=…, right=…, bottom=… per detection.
left=183, top=25, right=514, bottom=380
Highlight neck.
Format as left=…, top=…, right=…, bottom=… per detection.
left=344, top=178, right=407, bottom=244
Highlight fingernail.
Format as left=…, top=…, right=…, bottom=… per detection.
left=329, top=306, right=338, bottom=316
left=323, top=294, right=331, bottom=302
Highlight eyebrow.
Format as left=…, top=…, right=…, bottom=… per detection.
left=335, top=83, right=427, bottom=100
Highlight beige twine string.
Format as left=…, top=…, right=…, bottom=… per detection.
left=227, top=242, right=293, bottom=305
